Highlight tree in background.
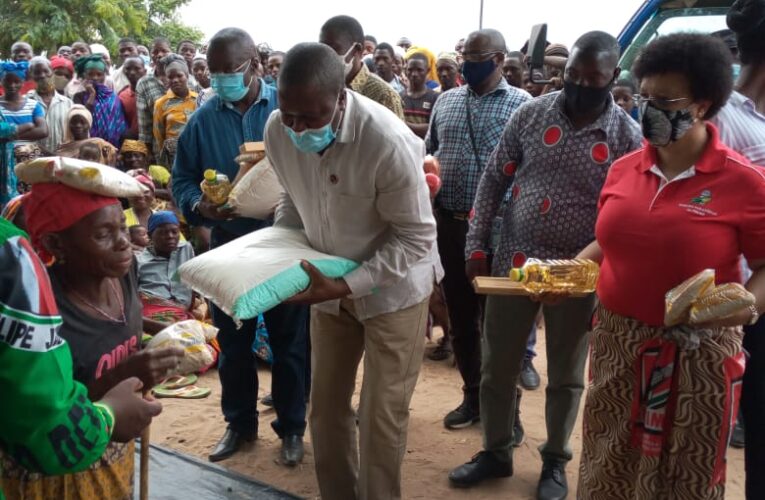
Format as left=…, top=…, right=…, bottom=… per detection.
left=0, top=0, right=203, bottom=57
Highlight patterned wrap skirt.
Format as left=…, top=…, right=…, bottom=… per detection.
left=578, top=305, right=744, bottom=500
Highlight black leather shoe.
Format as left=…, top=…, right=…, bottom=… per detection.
left=537, top=460, right=568, bottom=500
left=448, top=451, right=512, bottom=488
left=520, top=358, right=541, bottom=390
left=261, top=393, right=274, bottom=407
left=444, top=401, right=480, bottom=429
left=280, top=435, right=304, bottom=466
left=512, top=389, right=525, bottom=447
left=209, top=428, right=256, bottom=462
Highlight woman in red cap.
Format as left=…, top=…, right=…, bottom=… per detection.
left=0, top=182, right=184, bottom=500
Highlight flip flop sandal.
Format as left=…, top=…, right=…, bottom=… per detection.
left=153, top=385, right=211, bottom=399
left=154, top=374, right=198, bottom=391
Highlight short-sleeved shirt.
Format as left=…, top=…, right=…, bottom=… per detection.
left=596, top=123, right=765, bottom=326
left=0, top=97, right=44, bottom=146
left=153, top=89, right=198, bottom=152
left=50, top=264, right=142, bottom=385
left=400, top=89, right=439, bottom=125
left=27, top=90, right=73, bottom=154
left=136, top=241, right=194, bottom=307
left=425, top=79, right=532, bottom=212
left=466, top=91, right=643, bottom=275
left=712, top=90, right=765, bottom=165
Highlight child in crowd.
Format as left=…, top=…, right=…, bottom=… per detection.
left=129, top=224, right=150, bottom=251
left=611, top=78, right=637, bottom=119
left=78, top=142, right=103, bottom=162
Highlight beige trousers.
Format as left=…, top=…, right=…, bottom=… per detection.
left=309, top=298, right=428, bottom=500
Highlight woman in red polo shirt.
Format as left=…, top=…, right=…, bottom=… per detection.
left=576, top=33, right=765, bottom=499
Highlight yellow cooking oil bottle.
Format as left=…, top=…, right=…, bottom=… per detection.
left=201, top=169, right=232, bottom=205
left=509, top=259, right=599, bottom=294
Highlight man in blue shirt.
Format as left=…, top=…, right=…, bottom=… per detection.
left=173, top=28, right=309, bottom=467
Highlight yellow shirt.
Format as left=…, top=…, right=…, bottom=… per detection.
left=153, top=90, right=198, bottom=153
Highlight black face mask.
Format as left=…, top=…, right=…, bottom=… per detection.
left=563, top=79, right=613, bottom=114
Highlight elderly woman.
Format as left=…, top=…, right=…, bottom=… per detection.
left=576, top=33, right=765, bottom=499
left=0, top=183, right=184, bottom=499
left=72, top=55, right=127, bottom=147
left=0, top=60, right=48, bottom=164
left=27, top=56, right=73, bottom=154
left=55, top=105, right=118, bottom=166
left=153, top=54, right=197, bottom=168
left=137, top=211, right=198, bottom=327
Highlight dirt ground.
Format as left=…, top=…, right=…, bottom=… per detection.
left=151, top=326, right=746, bottom=499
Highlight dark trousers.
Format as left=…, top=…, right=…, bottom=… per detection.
left=211, top=227, right=309, bottom=438
left=743, top=317, right=765, bottom=499
left=436, top=211, right=482, bottom=408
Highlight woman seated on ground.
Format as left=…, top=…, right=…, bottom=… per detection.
left=55, top=105, right=118, bottom=166
left=124, top=173, right=156, bottom=228
left=0, top=183, right=184, bottom=500
left=72, top=55, right=127, bottom=148
left=120, top=139, right=173, bottom=203
left=576, top=33, right=765, bottom=499
left=137, top=211, right=203, bottom=328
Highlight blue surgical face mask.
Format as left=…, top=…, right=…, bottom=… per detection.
left=283, top=97, right=342, bottom=154
left=210, top=60, right=253, bottom=103
left=732, top=63, right=741, bottom=83
left=140, top=55, right=151, bottom=67
left=461, top=58, right=497, bottom=87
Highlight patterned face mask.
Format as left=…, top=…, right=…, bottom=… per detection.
left=639, top=100, right=696, bottom=147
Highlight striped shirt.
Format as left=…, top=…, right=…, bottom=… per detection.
left=136, top=75, right=167, bottom=152
left=400, top=89, right=439, bottom=125
left=27, top=90, right=73, bottom=154
left=0, top=97, right=44, bottom=146
left=425, top=79, right=532, bottom=212
left=712, top=91, right=765, bottom=165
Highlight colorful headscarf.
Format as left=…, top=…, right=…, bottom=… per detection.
left=133, top=173, right=155, bottom=193
left=74, top=54, right=107, bottom=78
left=0, top=60, right=29, bottom=80
left=120, top=139, right=149, bottom=156
left=64, top=105, right=93, bottom=142
left=147, top=210, right=179, bottom=234
left=23, top=182, right=119, bottom=262
left=50, top=55, right=74, bottom=75
left=404, top=46, right=438, bottom=83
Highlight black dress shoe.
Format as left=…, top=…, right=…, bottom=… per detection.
left=537, top=460, right=568, bottom=500
left=261, top=393, right=274, bottom=407
left=280, top=435, right=304, bottom=466
left=209, top=428, right=256, bottom=462
left=520, top=358, right=541, bottom=390
left=448, top=451, right=512, bottom=488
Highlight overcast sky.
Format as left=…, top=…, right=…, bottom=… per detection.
left=180, top=0, right=647, bottom=53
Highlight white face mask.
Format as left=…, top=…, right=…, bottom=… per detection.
left=340, top=44, right=357, bottom=78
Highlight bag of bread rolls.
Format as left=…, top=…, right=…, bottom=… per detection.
left=689, top=282, right=755, bottom=324
left=664, top=269, right=716, bottom=326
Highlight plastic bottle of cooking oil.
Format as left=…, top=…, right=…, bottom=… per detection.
left=509, top=259, right=599, bottom=294
left=201, top=169, right=232, bottom=205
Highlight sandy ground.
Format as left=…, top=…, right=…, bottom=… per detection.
left=151, top=326, right=746, bottom=499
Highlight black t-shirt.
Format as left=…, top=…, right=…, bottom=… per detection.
left=51, top=263, right=143, bottom=385
left=400, top=89, right=440, bottom=124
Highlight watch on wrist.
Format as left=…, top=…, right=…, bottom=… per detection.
left=747, top=304, right=760, bottom=326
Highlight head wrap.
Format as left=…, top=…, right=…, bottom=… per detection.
left=120, top=139, right=149, bottom=156
left=545, top=43, right=570, bottom=58
left=0, top=60, right=29, bottom=80
left=404, top=46, right=438, bottom=83
left=74, top=54, right=107, bottom=78
left=50, top=55, right=74, bottom=75
left=165, top=60, right=189, bottom=75
left=397, top=37, right=412, bottom=46
left=133, top=173, right=155, bottom=193
left=436, top=51, right=460, bottom=68
left=147, top=210, right=180, bottom=234
left=89, top=43, right=109, bottom=57
left=64, top=104, right=93, bottom=142
left=23, top=183, right=119, bottom=262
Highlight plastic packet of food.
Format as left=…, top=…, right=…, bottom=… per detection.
left=145, top=320, right=219, bottom=376
left=689, top=282, right=755, bottom=324
left=664, top=269, right=716, bottom=327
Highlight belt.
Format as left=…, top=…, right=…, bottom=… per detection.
left=437, top=208, right=471, bottom=221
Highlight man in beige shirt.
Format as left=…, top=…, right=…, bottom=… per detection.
left=265, top=42, right=441, bottom=500
left=319, top=15, right=405, bottom=120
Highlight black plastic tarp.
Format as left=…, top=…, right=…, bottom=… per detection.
left=134, top=442, right=302, bottom=499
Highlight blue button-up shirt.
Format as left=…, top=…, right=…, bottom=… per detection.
left=173, top=79, right=278, bottom=236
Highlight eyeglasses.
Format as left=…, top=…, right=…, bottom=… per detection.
left=461, top=51, right=502, bottom=62
left=635, top=95, right=692, bottom=109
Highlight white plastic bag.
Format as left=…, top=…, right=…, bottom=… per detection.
left=227, top=157, right=284, bottom=219
left=15, top=156, right=149, bottom=198
left=145, top=320, right=219, bottom=376
left=178, top=227, right=358, bottom=321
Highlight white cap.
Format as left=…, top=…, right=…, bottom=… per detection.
left=89, top=43, right=109, bottom=56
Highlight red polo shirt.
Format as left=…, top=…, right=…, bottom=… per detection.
left=596, top=124, right=765, bottom=326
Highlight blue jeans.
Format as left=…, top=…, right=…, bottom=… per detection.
left=211, top=227, right=309, bottom=438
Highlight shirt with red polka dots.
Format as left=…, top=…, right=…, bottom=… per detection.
left=465, top=91, right=643, bottom=276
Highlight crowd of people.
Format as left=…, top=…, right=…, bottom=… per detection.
left=1, top=0, right=764, bottom=499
